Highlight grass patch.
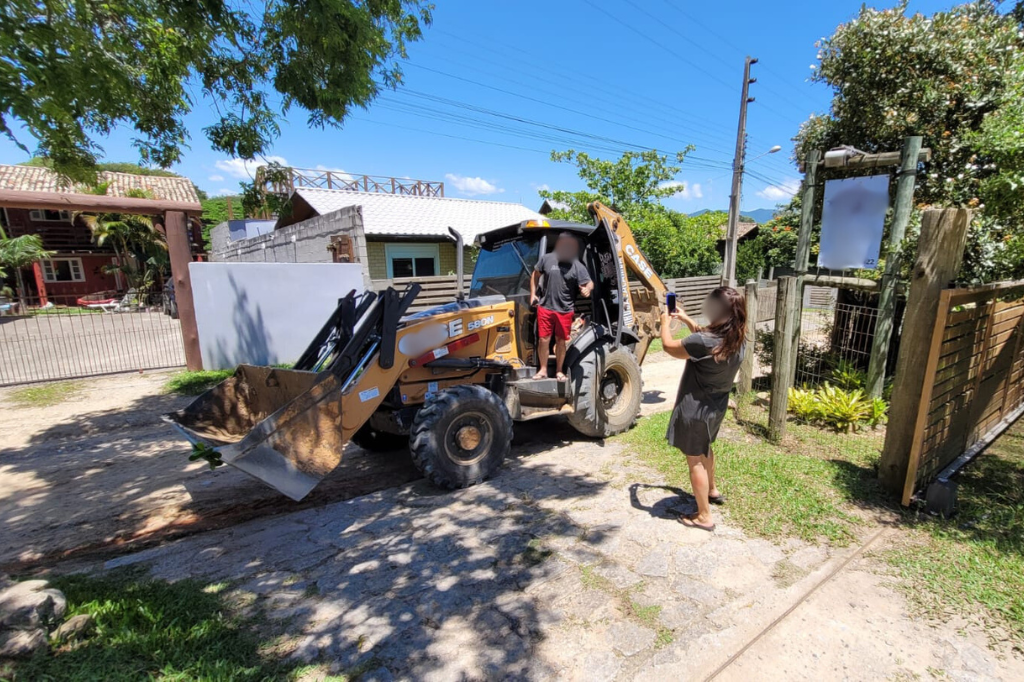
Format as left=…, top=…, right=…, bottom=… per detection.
left=622, top=395, right=1024, bottom=648
left=884, top=425, right=1024, bottom=648
left=6, top=569, right=315, bottom=681
left=7, top=381, right=83, bottom=408
left=647, top=325, right=691, bottom=355
left=164, top=369, right=234, bottom=396
left=620, top=405, right=885, bottom=545
left=626, top=598, right=661, bottom=628
left=25, top=307, right=104, bottom=316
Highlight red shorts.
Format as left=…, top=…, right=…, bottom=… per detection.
left=537, top=306, right=573, bottom=340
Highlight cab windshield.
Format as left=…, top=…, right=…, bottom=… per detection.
left=469, top=238, right=540, bottom=301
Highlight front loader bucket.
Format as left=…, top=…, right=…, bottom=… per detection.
left=165, top=365, right=349, bottom=501
left=164, top=285, right=422, bottom=502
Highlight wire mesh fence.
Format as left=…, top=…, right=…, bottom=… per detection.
left=0, top=292, right=186, bottom=386
left=753, top=284, right=891, bottom=455
left=793, top=302, right=880, bottom=389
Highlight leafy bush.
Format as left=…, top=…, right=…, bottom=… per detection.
left=787, top=387, right=821, bottom=423
left=868, top=396, right=889, bottom=428
left=815, top=384, right=872, bottom=432
left=830, top=360, right=867, bottom=391
left=787, top=383, right=885, bottom=432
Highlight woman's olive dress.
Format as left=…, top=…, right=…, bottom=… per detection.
left=666, top=331, right=744, bottom=456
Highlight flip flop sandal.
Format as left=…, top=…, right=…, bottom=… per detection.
left=677, top=515, right=715, bottom=532
left=709, top=494, right=726, bottom=505
left=556, top=373, right=568, bottom=381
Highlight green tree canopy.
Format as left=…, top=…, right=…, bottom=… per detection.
left=1, top=1, right=432, bottom=182
left=0, top=231, right=53, bottom=298
left=795, top=0, right=1024, bottom=282
left=539, top=149, right=720, bottom=279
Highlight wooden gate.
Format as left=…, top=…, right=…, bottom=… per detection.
left=901, top=280, right=1024, bottom=504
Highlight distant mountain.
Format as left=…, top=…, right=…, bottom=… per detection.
left=688, top=208, right=777, bottom=224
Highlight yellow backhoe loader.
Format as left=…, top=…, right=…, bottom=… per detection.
left=166, top=202, right=668, bottom=500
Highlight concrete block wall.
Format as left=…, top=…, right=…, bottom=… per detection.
left=210, top=206, right=371, bottom=289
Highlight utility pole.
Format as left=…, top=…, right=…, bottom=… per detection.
left=723, top=56, right=757, bottom=288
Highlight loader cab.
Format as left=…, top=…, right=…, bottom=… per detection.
left=470, top=218, right=627, bottom=365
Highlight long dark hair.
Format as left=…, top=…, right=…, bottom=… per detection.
left=704, top=287, right=746, bottom=362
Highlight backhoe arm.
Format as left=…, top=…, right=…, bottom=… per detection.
left=587, top=202, right=668, bottom=298
left=587, top=201, right=669, bottom=364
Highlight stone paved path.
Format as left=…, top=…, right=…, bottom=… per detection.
left=88, top=400, right=1024, bottom=681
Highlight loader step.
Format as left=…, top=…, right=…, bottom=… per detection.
left=508, top=377, right=569, bottom=408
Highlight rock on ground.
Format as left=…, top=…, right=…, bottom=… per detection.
left=0, top=628, right=47, bottom=658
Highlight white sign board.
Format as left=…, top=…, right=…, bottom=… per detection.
left=818, top=175, right=890, bottom=270
left=189, top=262, right=364, bottom=369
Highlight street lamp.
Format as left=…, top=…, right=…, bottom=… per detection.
left=723, top=145, right=782, bottom=287
left=750, top=145, right=783, bottom=161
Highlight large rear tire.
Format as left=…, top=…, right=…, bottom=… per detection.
left=409, top=384, right=513, bottom=489
left=567, top=344, right=643, bottom=438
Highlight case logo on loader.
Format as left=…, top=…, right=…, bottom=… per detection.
left=625, top=244, right=655, bottom=281
left=615, top=238, right=634, bottom=326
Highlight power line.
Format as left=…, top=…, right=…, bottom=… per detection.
left=656, top=0, right=823, bottom=110
left=422, top=49, right=742, bottom=156
left=404, top=63, right=711, bottom=154
left=430, top=28, right=766, bottom=148
left=427, top=27, right=797, bottom=177
left=579, top=0, right=735, bottom=92
left=581, top=0, right=801, bottom=128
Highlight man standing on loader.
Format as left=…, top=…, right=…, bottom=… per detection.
left=530, top=232, right=593, bottom=381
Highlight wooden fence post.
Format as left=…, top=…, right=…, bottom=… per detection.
left=739, top=280, right=758, bottom=395
left=792, top=149, right=821, bottom=355
left=867, top=136, right=924, bottom=398
left=165, top=210, right=203, bottom=371
left=878, top=208, right=972, bottom=497
left=768, top=276, right=800, bottom=442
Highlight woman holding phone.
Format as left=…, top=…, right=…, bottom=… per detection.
left=658, top=287, right=747, bottom=531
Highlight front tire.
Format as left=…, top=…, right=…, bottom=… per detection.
left=409, top=384, right=513, bottom=489
left=567, top=344, right=643, bottom=438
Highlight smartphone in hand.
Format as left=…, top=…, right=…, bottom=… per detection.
left=666, top=292, right=676, bottom=314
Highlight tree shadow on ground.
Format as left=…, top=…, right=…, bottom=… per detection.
left=208, top=273, right=274, bottom=368
left=89, top=458, right=614, bottom=679
left=0, top=385, right=610, bottom=571
left=7, top=567, right=302, bottom=681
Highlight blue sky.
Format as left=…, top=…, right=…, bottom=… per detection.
left=0, top=0, right=958, bottom=213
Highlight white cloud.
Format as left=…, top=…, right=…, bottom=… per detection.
left=208, top=174, right=225, bottom=182
left=660, top=180, right=703, bottom=200
left=214, top=155, right=288, bottom=180
left=445, top=173, right=504, bottom=196
left=756, top=179, right=801, bottom=202
left=532, top=182, right=551, bottom=192
left=215, top=188, right=235, bottom=196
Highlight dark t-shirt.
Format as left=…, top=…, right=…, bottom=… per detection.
left=535, top=252, right=591, bottom=313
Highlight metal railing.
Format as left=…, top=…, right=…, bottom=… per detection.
left=0, top=292, right=186, bottom=386
left=260, top=166, right=445, bottom=198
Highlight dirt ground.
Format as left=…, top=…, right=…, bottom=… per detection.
left=0, top=356, right=684, bottom=569
left=4, top=359, right=1023, bottom=680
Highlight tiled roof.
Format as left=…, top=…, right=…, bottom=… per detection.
left=717, top=222, right=760, bottom=240
left=293, top=188, right=545, bottom=241
left=0, top=164, right=200, bottom=204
